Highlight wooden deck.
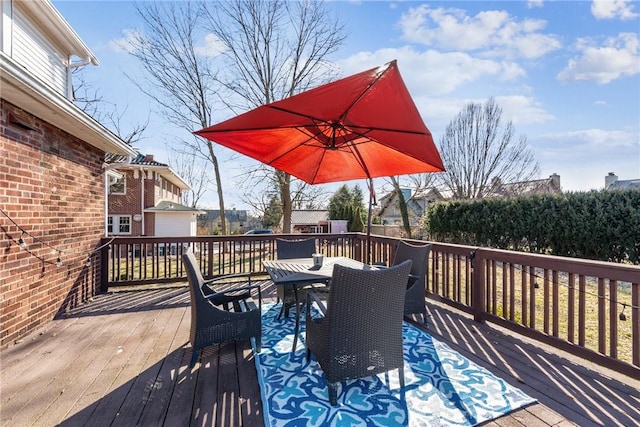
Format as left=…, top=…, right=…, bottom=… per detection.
left=2, top=281, right=638, bottom=427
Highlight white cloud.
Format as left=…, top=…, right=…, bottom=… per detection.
left=527, top=0, right=544, bottom=9
left=557, top=32, right=640, bottom=84
left=109, top=29, right=144, bottom=54
left=533, top=127, right=640, bottom=190
left=541, top=128, right=637, bottom=147
left=338, top=46, right=524, bottom=97
left=591, top=0, right=639, bottom=20
left=494, top=95, right=555, bottom=124
left=398, top=5, right=561, bottom=59
left=195, top=34, right=226, bottom=58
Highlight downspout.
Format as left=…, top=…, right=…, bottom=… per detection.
left=103, top=156, right=132, bottom=237
left=66, top=58, right=92, bottom=100
left=140, top=166, right=145, bottom=236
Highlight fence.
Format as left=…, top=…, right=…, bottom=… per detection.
left=101, top=233, right=640, bottom=378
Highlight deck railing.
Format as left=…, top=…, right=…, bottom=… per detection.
left=101, top=234, right=639, bottom=378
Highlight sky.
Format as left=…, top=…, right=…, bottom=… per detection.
left=53, top=0, right=640, bottom=212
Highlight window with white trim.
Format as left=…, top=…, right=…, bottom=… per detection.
left=108, top=215, right=132, bottom=235
left=109, top=176, right=126, bottom=195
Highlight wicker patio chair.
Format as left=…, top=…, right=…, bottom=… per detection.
left=376, top=241, right=432, bottom=325
left=275, top=237, right=328, bottom=319
left=305, top=260, right=412, bottom=406
left=395, top=241, right=432, bottom=325
left=183, top=249, right=262, bottom=367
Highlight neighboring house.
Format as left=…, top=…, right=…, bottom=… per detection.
left=287, top=210, right=348, bottom=233
left=290, top=210, right=328, bottom=233
left=106, top=152, right=202, bottom=237
left=197, top=209, right=249, bottom=235
left=605, top=172, right=640, bottom=190
left=488, top=173, right=562, bottom=197
left=0, top=1, right=136, bottom=346
left=377, top=187, right=445, bottom=227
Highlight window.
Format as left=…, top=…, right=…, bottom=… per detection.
left=108, top=215, right=132, bottom=235
left=109, top=176, right=126, bottom=195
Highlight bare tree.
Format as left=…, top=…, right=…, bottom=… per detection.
left=124, top=1, right=228, bottom=232
left=73, top=67, right=148, bottom=145
left=438, top=98, right=540, bottom=199
left=167, top=143, right=211, bottom=208
left=389, top=176, right=412, bottom=238
left=199, top=0, right=347, bottom=232
left=238, top=164, right=326, bottom=220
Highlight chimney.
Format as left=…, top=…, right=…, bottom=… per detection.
left=549, top=173, right=561, bottom=191
left=605, top=172, right=618, bottom=189
left=145, top=154, right=154, bottom=162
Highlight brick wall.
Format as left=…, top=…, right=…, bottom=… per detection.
left=108, top=169, right=183, bottom=237
left=0, top=100, right=106, bottom=347
left=108, top=169, right=146, bottom=236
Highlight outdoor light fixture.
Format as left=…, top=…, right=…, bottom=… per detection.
left=619, top=304, right=627, bottom=321
left=86, top=256, right=92, bottom=267
left=18, top=232, right=27, bottom=249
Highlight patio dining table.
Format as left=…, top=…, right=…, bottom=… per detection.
left=263, top=256, right=377, bottom=351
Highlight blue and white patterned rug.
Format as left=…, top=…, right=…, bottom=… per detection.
left=254, top=303, right=536, bottom=426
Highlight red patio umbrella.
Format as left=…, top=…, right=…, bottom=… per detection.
left=195, top=60, right=445, bottom=260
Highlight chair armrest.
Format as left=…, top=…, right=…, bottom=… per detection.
left=203, top=273, right=253, bottom=287
left=306, top=290, right=327, bottom=316
left=204, top=284, right=261, bottom=300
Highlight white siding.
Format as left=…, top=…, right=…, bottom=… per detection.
left=12, top=6, right=67, bottom=95
left=155, top=213, right=198, bottom=237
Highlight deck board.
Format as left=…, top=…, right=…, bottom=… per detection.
left=1, top=283, right=638, bottom=427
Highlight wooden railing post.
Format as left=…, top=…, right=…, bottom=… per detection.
left=100, top=238, right=110, bottom=293
left=471, top=249, right=486, bottom=323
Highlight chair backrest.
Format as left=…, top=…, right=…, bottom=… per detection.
left=324, top=260, right=412, bottom=376
left=276, top=238, right=316, bottom=259
left=393, top=241, right=432, bottom=285
left=183, top=249, right=214, bottom=344
left=183, top=249, right=206, bottom=288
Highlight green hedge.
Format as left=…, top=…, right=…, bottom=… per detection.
left=425, top=190, right=640, bottom=264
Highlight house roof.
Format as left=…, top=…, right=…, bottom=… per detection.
left=609, top=180, right=640, bottom=190
left=144, top=201, right=204, bottom=214
left=291, top=210, right=329, bottom=225
left=0, top=1, right=133, bottom=157
left=489, top=174, right=561, bottom=197
left=1, top=54, right=135, bottom=157
left=105, top=153, right=190, bottom=190
left=198, top=209, right=249, bottom=223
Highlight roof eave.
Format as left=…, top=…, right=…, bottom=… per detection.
left=1, top=53, right=135, bottom=156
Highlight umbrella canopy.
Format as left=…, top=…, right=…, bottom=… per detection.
left=195, top=60, right=445, bottom=261
left=194, top=60, right=445, bottom=185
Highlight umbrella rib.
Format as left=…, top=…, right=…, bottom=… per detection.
left=338, top=64, right=390, bottom=123
left=265, top=105, right=432, bottom=137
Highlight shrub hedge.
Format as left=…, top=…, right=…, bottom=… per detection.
left=424, top=190, right=640, bottom=264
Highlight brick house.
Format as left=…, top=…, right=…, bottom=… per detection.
left=106, top=153, right=202, bottom=237
left=0, top=0, right=137, bottom=346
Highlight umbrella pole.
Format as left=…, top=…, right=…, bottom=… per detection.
left=366, top=177, right=374, bottom=264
